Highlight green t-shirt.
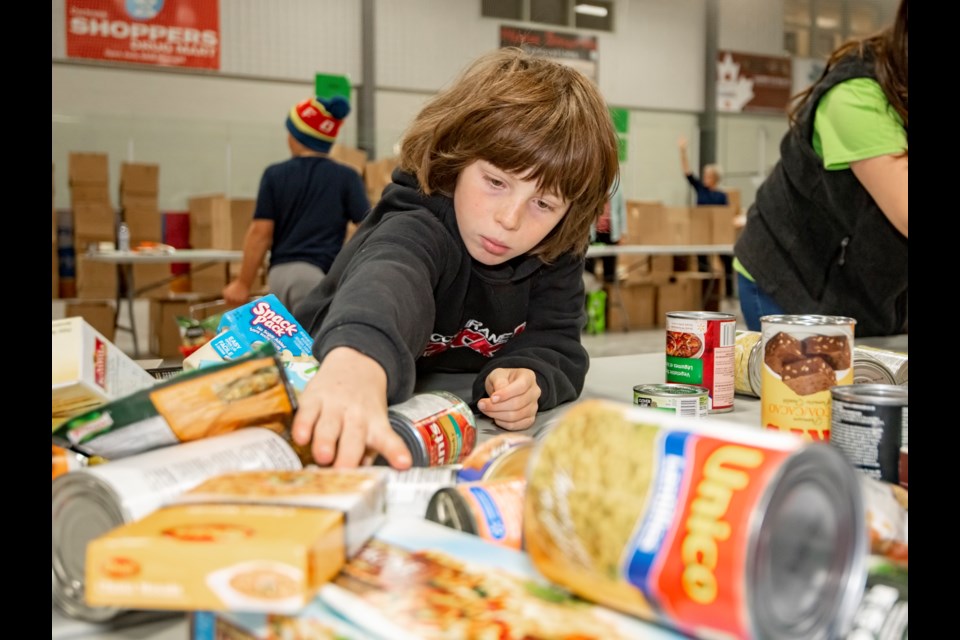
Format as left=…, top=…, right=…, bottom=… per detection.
left=734, top=77, right=907, bottom=281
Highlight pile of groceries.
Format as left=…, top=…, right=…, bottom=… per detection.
left=52, top=303, right=907, bottom=639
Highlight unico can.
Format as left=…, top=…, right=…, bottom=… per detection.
left=830, top=384, right=908, bottom=485
left=387, top=391, right=477, bottom=467
left=665, top=311, right=736, bottom=413
left=524, top=399, right=867, bottom=640
left=760, top=314, right=856, bottom=441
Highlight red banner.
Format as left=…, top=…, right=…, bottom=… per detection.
left=66, top=0, right=220, bottom=70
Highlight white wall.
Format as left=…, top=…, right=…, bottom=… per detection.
left=52, top=0, right=789, bottom=211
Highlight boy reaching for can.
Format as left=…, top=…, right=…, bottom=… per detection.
left=292, top=47, right=620, bottom=469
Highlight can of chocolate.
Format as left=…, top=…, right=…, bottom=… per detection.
left=852, top=351, right=898, bottom=385
left=425, top=477, right=526, bottom=550
left=734, top=331, right=763, bottom=397
left=387, top=391, right=477, bottom=467
left=830, top=384, right=908, bottom=484
left=457, top=433, right=534, bottom=483
left=51, top=427, right=304, bottom=622
left=524, top=399, right=867, bottom=640
left=665, top=311, right=737, bottom=413
left=760, top=314, right=856, bottom=441
left=632, top=383, right=708, bottom=418
left=856, top=346, right=908, bottom=386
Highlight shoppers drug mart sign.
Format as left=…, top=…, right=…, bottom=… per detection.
left=66, top=0, right=220, bottom=70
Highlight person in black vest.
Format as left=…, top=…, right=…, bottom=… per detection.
left=733, top=0, right=907, bottom=337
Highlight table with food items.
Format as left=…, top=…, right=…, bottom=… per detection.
left=52, top=299, right=908, bottom=640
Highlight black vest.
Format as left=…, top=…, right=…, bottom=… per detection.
left=734, top=52, right=907, bottom=337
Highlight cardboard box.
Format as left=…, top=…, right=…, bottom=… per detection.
left=120, top=192, right=160, bottom=211
left=330, top=144, right=367, bottom=177
left=126, top=208, right=163, bottom=244
left=133, top=263, right=175, bottom=297
left=189, top=194, right=230, bottom=249
left=624, top=201, right=663, bottom=243
left=364, top=156, right=399, bottom=204
left=149, top=293, right=222, bottom=358
left=605, top=282, right=657, bottom=332
left=52, top=242, right=60, bottom=299
left=704, top=205, right=737, bottom=245
left=51, top=316, right=156, bottom=424
left=75, top=258, right=118, bottom=299
left=210, top=199, right=254, bottom=250
left=120, top=162, right=159, bottom=195
left=73, top=202, right=116, bottom=242
left=64, top=299, right=116, bottom=342
left=70, top=183, right=112, bottom=206
left=688, top=206, right=712, bottom=245
left=189, top=263, right=231, bottom=295
left=69, top=152, right=109, bottom=185
left=655, top=277, right=702, bottom=323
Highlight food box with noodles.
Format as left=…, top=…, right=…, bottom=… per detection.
left=52, top=345, right=297, bottom=461
left=85, top=503, right=346, bottom=613
left=86, top=468, right=387, bottom=614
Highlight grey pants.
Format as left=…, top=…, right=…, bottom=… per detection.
left=267, top=261, right=326, bottom=314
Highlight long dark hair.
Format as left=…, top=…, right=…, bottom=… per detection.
left=789, top=0, right=907, bottom=134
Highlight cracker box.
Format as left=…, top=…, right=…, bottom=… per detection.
left=52, top=317, right=156, bottom=429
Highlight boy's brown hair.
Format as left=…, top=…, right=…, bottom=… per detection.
left=399, top=47, right=620, bottom=263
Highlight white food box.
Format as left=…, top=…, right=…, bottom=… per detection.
left=52, top=317, right=156, bottom=428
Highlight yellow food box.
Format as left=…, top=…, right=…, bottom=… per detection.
left=85, top=503, right=345, bottom=613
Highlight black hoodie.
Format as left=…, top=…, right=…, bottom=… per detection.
left=294, top=169, right=589, bottom=409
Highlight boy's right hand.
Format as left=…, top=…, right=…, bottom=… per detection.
left=222, top=280, right=250, bottom=308
left=291, top=346, right=412, bottom=470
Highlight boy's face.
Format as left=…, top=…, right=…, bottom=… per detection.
left=453, top=160, right=570, bottom=266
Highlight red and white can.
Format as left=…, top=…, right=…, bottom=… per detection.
left=665, top=311, right=737, bottom=413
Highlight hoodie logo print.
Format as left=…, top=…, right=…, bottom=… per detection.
left=422, top=320, right=526, bottom=358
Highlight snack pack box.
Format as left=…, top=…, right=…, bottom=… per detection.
left=184, top=295, right=315, bottom=371
left=52, top=317, right=157, bottom=429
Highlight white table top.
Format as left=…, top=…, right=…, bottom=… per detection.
left=80, top=249, right=244, bottom=264
left=586, top=243, right=734, bottom=257
left=52, top=352, right=760, bottom=638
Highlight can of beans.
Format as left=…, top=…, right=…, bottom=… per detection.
left=457, top=433, right=534, bottom=483
left=425, top=477, right=527, bottom=550
left=632, top=383, right=708, bottom=418
left=830, top=384, right=908, bottom=485
left=387, top=391, right=477, bottom=467
left=524, top=399, right=867, bottom=640
left=665, top=311, right=737, bottom=413
left=760, top=314, right=856, bottom=441
left=734, top=331, right=763, bottom=397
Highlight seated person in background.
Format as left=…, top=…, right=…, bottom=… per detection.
left=734, top=0, right=908, bottom=337
left=291, top=47, right=620, bottom=469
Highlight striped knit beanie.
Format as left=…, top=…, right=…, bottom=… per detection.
left=285, top=96, right=350, bottom=153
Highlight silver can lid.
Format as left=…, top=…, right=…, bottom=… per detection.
left=760, top=314, right=857, bottom=327
left=852, top=355, right=898, bottom=386
left=747, top=443, right=867, bottom=639
left=52, top=471, right=127, bottom=622
left=666, top=311, right=737, bottom=321
left=831, top=383, right=908, bottom=406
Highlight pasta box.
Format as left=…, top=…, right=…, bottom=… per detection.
left=85, top=468, right=387, bottom=613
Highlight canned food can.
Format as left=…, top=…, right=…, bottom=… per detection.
left=425, top=477, right=526, bottom=550
left=760, top=314, right=856, bottom=441
left=51, top=427, right=303, bottom=623
left=852, top=352, right=898, bottom=385
left=387, top=391, right=477, bottom=467
left=632, top=383, right=708, bottom=418
left=524, top=399, right=867, bottom=640
left=734, top=331, right=763, bottom=397
left=52, top=445, right=101, bottom=480
left=856, top=346, right=908, bottom=386
left=457, top=433, right=534, bottom=482
left=844, top=557, right=908, bottom=639
left=665, top=311, right=737, bottom=413
left=830, top=384, right=908, bottom=484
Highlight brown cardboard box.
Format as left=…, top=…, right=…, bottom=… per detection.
left=703, top=205, right=737, bottom=245
left=188, top=194, right=229, bottom=249
left=70, top=183, right=112, bottom=206
left=133, top=263, right=174, bottom=296
left=688, top=207, right=712, bottom=245
left=73, top=202, right=116, bottom=242
left=189, top=262, right=231, bottom=295
left=365, top=156, right=399, bottom=204
left=624, top=201, right=664, bottom=243
left=69, top=152, right=109, bottom=185
left=656, top=277, right=702, bottom=322
left=64, top=299, right=116, bottom=342
left=149, top=292, right=221, bottom=357
left=120, top=162, right=159, bottom=195
left=120, top=192, right=160, bottom=211
left=52, top=242, right=59, bottom=299
left=210, top=199, right=254, bottom=250
left=75, top=259, right=118, bottom=300
left=125, top=208, right=163, bottom=244
left=724, top=188, right=742, bottom=215
left=330, top=144, right=367, bottom=177
left=606, top=282, right=657, bottom=332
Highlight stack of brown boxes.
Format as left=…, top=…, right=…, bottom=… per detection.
left=187, top=194, right=259, bottom=295
left=120, top=162, right=168, bottom=291
left=604, top=200, right=737, bottom=331
left=69, top=152, right=116, bottom=299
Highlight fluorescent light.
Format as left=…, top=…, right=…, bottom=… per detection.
left=575, top=4, right=608, bottom=18
left=816, top=16, right=839, bottom=28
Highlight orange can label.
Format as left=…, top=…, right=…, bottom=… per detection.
left=454, top=478, right=526, bottom=550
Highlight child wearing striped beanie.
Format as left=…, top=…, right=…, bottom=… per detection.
left=285, top=96, right=350, bottom=154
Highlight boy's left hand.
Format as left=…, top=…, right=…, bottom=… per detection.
left=477, top=368, right=541, bottom=431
